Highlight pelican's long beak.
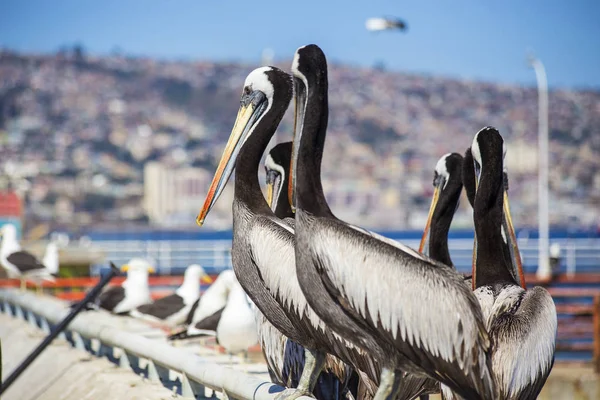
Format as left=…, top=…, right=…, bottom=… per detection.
left=265, top=170, right=278, bottom=211
left=503, top=191, right=526, bottom=288
left=201, top=275, right=213, bottom=284
left=196, top=91, right=267, bottom=226
left=472, top=160, right=481, bottom=290
left=289, top=77, right=307, bottom=212
left=419, top=186, right=441, bottom=254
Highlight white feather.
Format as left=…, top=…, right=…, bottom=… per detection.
left=435, top=153, right=452, bottom=190
left=187, top=269, right=235, bottom=335
left=216, top=279, right=258, bottom=354
left=474, top=285, right=557, bottom=397
left=113, top=258, right=152, bottom=314
left=304, top=211, right=489, bottom=372
left=248, top=218, right=326, bottom=333
left=175, top=264, right=206, bottom=305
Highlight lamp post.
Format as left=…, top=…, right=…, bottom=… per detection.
left=528, top=55, right=550, bottom=280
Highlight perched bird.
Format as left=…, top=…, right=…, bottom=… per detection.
left=168, top=269, right=235, bottom=340
left=262, top=141, right=357, bottom=399
left=419, top=153, right=464, bottom=266
left=130, top=264, right=212, bottom=326
left=288, top=44, right=495, bottom=399
left=447, top=127, right=557, bottom=400
left=42, top=241, right=60, bottom=277
left=196, top=67, right=371, bottom=399
left=0, top=223, right=55, bottom=290
left=92, top=258, right=154, bottom=314
left=216, top=277, right=259, bottom=359
left=264, top=141, right=295, bottom=221
left=416, top=152, right=466, bottom=399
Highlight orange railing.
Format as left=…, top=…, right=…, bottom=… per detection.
left=0, top=274, right=218, bottom=301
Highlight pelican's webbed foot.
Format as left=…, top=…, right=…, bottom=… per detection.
left=372, top=367, right=402, bottom=400
left=274, top=388, right=314, bottom=400
left=275, top=348, right=325, bottom=400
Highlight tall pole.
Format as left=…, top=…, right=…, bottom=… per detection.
left=528, top=55, right=550, bottom=280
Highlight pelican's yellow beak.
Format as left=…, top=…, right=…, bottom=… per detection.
left=196, top=91, right=267, bottom=226
left=201, top=275, right=213, bottom=284
left=419, top=186, right=440, bottom=254
left=266, top=181, right=274, bottom=209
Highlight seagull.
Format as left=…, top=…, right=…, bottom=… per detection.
left=93, top=258, right=155, bottom=314
left=0, top=223, right=55, bottom=290
left=130, top=264, right=212, bottom=326
left=168, top=269, right=235, bottom=340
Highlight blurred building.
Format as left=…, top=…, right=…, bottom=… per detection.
left=0, top=190, right=22, bottom=238
left=143, top=162, right=210, bottom=226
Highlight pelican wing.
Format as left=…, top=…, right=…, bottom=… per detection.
left=308, top=217, right=494, bottom=397
left=248, top=216, right=327, bottom=333
left=489, top=286, right=557, bottom=399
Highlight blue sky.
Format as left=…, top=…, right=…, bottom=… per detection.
left=1, top=0, right=599, bottom=88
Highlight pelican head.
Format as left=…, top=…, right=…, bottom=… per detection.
left=471, top=127, right=525, bottom=289
left=289, top=44, right=329, bottom=212
left=265, top=141, right=293, bottom=215
left=419, top=152, right=463, bottom=255
left=196, top=66, right=293, bottom=226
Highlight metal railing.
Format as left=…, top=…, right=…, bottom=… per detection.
left=91, top=237, right=600, bottom=276
left=0, top=289, right=311, bottom=400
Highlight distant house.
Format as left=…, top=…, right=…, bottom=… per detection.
left=0, top=190, right=22, bottom=239
left=143, top=162, right=211, bottom=226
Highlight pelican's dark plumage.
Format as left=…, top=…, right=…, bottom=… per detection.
left=419, top=152, right=464, bottom=266
left=289, top=44, right=495, bottom=400
left=196, top=67, right=377, bottom=399
left=463, top=127, right=557, bottom=400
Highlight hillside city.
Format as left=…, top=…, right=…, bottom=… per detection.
left=0, top=48, right=599, bottom=232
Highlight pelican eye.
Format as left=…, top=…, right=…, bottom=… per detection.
left=243, top=86, right=252, bottom=96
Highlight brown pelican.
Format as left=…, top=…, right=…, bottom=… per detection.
left=195, top=67, right=377, bottom=399
left=417, top=152, right=466, bottom=400
left=464, top=127, right=557, bottom=399
left=462, top=148, right=525, bottom=289
left=289, top=44, right=495, bottom=400
left=419, top=153, right=464, bottom=266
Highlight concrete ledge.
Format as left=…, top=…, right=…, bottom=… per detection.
left=0, top=289, right=312, bottom=400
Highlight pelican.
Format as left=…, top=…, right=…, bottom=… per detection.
left=0, top=224, right=55, bottom=290
left=130, top=264, right=212, bottom=326
left=289, top=44, right=495, bottom=400
left=461, top=127, right=557, bottom=399
left=462, top=147, right=525, bottom=288
left=263, top=141, right=364, bottom=398
left=196, top=67, right=378, bottom=399
left=265, top=141, right=295, bottom=222
left=419, top=153, right=464, bottom=266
